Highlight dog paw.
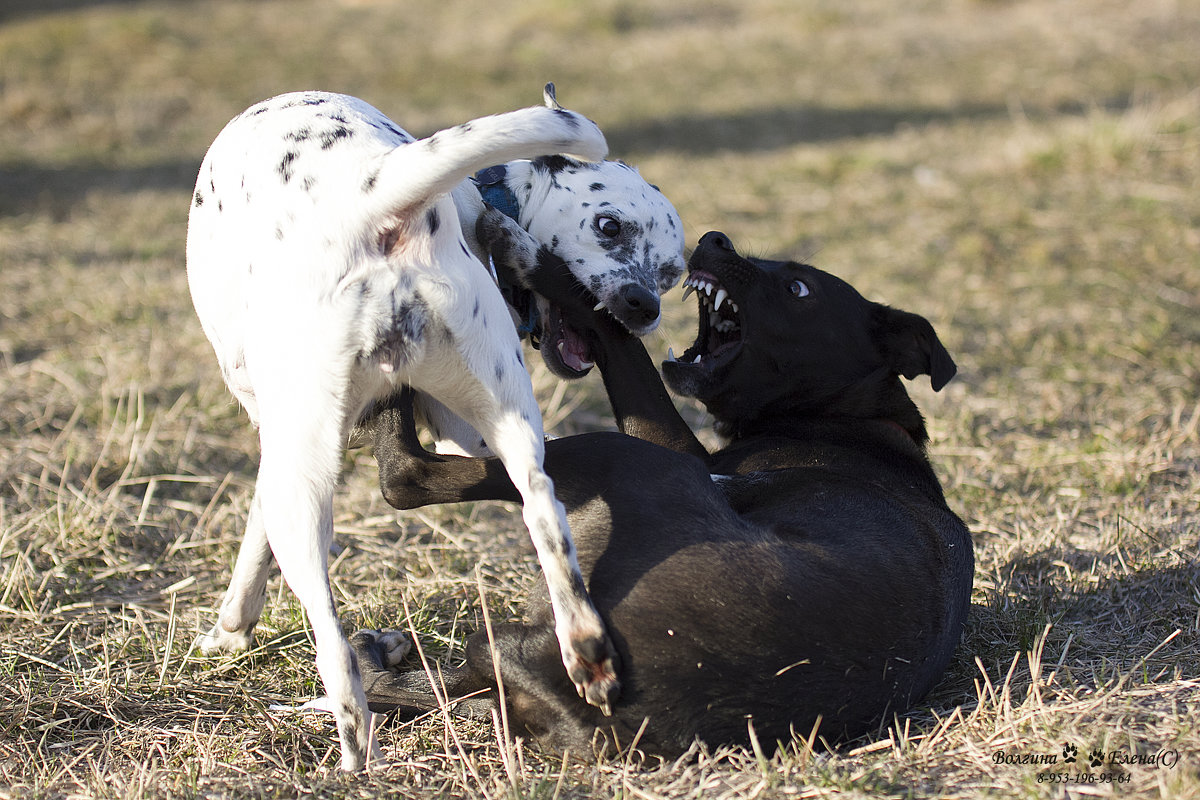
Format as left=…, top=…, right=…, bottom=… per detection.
left=194, top=623, right=254, bottom=655
left=564, top=634, right=621, bottom=716
left=477, top=206, right=540, bottom=283
left=351, top=628, right=412, bottom=669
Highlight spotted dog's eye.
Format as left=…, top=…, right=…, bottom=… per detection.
left=789, top=280, right=810, bottom=298
left=596, top=216, right=621, bottom=237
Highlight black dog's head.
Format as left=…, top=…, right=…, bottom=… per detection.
left=662, top=231, right=956, bottom=438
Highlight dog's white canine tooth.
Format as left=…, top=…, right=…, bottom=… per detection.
left=731, top=302, right=739, bottom=313
left=667, top=347, right=677, bottom=361
left=714, top=288, right=728, bottom=311
left=693, top=354, right=702, bottom=363
left=681, top=284, right=695, bottom=301
left=593, top=301, right=605, bottom=312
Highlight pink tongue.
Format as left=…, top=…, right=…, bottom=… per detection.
left=559, top=325, right=593, bottom=371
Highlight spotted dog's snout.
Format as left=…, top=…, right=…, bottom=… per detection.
left=612, top=282, right=661, bottom=331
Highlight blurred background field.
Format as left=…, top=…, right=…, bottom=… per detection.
left=1, top=1, right=1198, bottom=797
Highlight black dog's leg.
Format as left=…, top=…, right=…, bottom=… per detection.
left=374, top=387, right=521, bottom=508
left=350, top=630, right=496, bottom=717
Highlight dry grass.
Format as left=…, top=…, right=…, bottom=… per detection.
left=2, top=0, right=1199, bottom=797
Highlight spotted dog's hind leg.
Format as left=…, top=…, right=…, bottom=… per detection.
left=242, top=315, right=380, bottom=771
left=195, top=492, right=272, bottom=653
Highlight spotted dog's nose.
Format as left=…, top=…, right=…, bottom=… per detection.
left=612, top=282, right=661, bottom=331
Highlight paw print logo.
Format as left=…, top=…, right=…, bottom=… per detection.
left=1089, top=748, right=1105, bottom=768
left=1062, top=742, right=1078, bottom=763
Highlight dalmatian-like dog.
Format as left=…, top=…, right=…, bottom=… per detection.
left=186, top=88, right=668, bottom=770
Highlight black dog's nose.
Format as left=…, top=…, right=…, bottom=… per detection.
left=613, top=283, right=661, bottom=329
left=698, top=231, right=735, bottom=252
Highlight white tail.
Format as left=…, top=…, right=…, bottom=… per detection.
left=367, top=104, right=606, bottom=222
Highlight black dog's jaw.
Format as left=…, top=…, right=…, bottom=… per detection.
left=363, top=231, right=972, bottom=759
left=663, top=231, right=956, bottom=446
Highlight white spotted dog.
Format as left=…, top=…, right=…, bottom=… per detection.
left=186, top=89, right=620, bottom=771
left=414, top=89, right=686, bottom=458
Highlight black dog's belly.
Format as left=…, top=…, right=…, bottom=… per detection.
left=589, top=503, right=967, bottom=753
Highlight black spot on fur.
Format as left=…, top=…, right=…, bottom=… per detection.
left=514, top=348, right=524, bottom=366
left=193, top=191, right=204, bottom=207
left=426, top=207, right=440, bottom=235
left=363, top=169, right=379, bottom=192
left=285, top=126, right=312, bottom=143
left=302, top=176, right=316, bottom=193
left=278, top=150, right=299, bottom=183
left=320, top=126, right=353, bottom=149
left=551, top=108, right=581, bottom=129
left=495, top=362, right=505, bottom=382
left=275, top=226, right=284, bottom=240
left=217, top=200, right=223, bottom=213
left=589, top=182, right=606, bottom=192
left=472, top=299, right=480, bottom=318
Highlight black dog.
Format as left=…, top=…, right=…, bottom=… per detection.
left=355, top=229, right=973, bottom=758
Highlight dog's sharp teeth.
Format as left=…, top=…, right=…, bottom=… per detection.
left=593, top=301, right=605, bottom=312
left=704, top=282, right=714, bottom=296
left=714, top=288, right=727, bottom=311
left=730, top=301, right=739, bottom=313
left=681, top=284, right=695, bottom=301
left=693, top=354, right=702, bottom=363
left=579, top=359, right=594, bottom=370
left=667, top=346, right=676, bottom=361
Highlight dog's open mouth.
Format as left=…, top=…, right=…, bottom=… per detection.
left=667, top=270, right=743, bottom=368
left=540, top=302, right=595, bottom=377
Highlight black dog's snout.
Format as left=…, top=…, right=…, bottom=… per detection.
left=613, top=283, right=661, bottom=328
left=698, top=231, right=735, bottom=253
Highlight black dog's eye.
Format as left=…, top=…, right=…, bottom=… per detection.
left=789, top=280, right=810, bottom=298
left=596, top=215, right=621, bottom=237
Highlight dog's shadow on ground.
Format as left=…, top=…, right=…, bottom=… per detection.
left=909, top=552, right=1199, bottom=735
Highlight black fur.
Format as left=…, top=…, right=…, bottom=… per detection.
left=364, top=231, right=972, bottom=759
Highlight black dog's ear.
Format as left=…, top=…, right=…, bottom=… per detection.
left=874, top=306, right=957, bottom=391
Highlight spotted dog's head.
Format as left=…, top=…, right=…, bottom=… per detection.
left=663, top=231, right=956, bottom=439
left=497, top=156, right=685, bottom=376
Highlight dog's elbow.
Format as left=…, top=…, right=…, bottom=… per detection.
left=379, top=475, right=430, bottom=510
